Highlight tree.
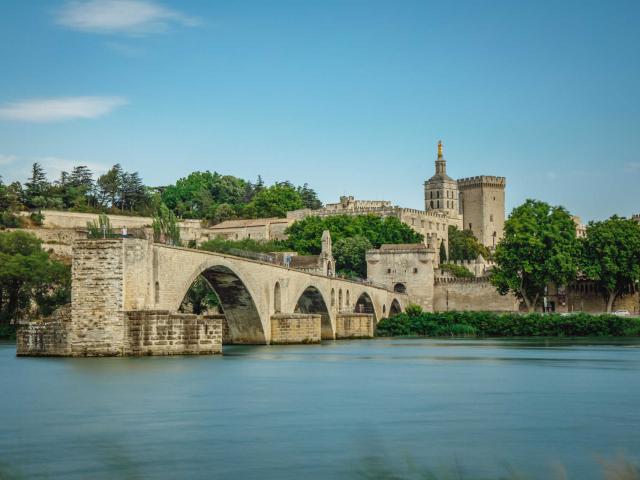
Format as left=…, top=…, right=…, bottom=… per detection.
left=0, top=231, right=70, bottom=323
left=23, top=163, right=49, bottom=209
left=152, top=203, right=182, bottom=246
left=179, top=276, right=220, bottom=314
left=245, top=181, right=305, bottom=218
left=333, top=235, right=372, bottom=278
left=580, top=216, right=640, bottom=312
left=297, top=183, right=322, bottom=210
left=490, top=199, right=579, bottom=312
left=97, top=164, right=123, bottom=209
left=285, top=214, right=423, bottom=256
left=439, top=240, right=447, bottom=264
left=120, top=171, right=148, bottom=212
left=448, top=226, right=490, bottom=261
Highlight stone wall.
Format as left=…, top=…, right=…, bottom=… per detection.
left=16, top=306, right=72, bottom=356
left=9, top=227, right=82, bottom=258
left=270, top=314, right=321, bottom=344
left=70, top=239, right=127, bottom=356
left=125, top=311, right=222, bottom=355
left=433, top=278, right=520, bottom=312
left=336, top=313, right=374, bottom=338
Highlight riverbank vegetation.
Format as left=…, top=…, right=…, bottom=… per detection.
left=491, top=199, right=640, bottom=313
left=376, top=309, right=640, bottom=338
left=0, top=231, right=70, bottom=335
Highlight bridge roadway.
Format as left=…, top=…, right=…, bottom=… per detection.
left=74, top=239, right=407, bottom=346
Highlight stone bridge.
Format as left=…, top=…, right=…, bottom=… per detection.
left=18, top=238, right=406, bottom=356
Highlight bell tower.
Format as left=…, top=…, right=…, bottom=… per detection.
left=424, top=141, right=460, bottom=219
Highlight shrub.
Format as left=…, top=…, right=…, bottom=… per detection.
left=405, top=303, right=424, bottom=317
left=439, top=263, right=474, bottom=278
left=375, top=311, right=640, bottom=338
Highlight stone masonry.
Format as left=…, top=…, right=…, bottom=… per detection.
left=125, top=311, right=222, bottom=355
left=270, top=314, right=321, bottom=344
left=335, top=313, right=374, bottom=338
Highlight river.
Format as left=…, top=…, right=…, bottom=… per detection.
left=1, top=338, right=639, bottom=479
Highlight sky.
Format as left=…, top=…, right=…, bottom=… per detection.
left=0, top=0, right=639, bottom=221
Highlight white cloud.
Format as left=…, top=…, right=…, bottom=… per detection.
left=56, top=0, right=200, bottom=35
left=0, top=96, right=127, bottom=123
left=0, top=154, right=18, bottom=165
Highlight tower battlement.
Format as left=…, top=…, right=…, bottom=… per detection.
left=457, top=176, right=506, bottom=189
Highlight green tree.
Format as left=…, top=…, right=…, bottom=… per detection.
left=333, top=235, right=372, bottom=278
left=490, top=199, right=579, bottom=312
left=179, top=276, right=220, bottom=314
left=23, top=163, right=50, bottom=209
left=297, top=183, right=322, bottom=210
left=439, top=240, right=447, bottom=264
left=580, top=216, right=640, bottom=312
left=448, top=226, right=490, bottom=261
left=152, top=203, right=182, bottom=246
left=0, top=231, right=71, bottom=323
left=286, top=214, right=423, bottom=255
left=245, top=181, right=305, bottom=218
left=97, top=164, right=123, bottom=209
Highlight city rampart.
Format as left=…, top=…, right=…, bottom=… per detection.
left=433, top=277, right=520, bottom=312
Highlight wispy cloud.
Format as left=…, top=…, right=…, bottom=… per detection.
left=0, top=155, right=111, bottom=183
left=56, top=0, right=200, bottom=35
left=0, top=96, right=127, bottom=123
left=624, top=162, right=640, bottom=173
left=38, top=156, right=110, bottom=179
left=0, top=154, right=18, bottom=166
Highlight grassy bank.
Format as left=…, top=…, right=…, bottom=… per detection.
left=375, top=311, right=640, bottom=337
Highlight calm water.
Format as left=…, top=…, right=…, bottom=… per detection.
left=1, top=338, right=639, bottom=479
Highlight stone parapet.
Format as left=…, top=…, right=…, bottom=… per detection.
left=336, top=313, right=374, bottom=338
left=270, top=314, right=321, bottom=344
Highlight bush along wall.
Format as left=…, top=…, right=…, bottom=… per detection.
left=375, top=312, right=640, bottom=338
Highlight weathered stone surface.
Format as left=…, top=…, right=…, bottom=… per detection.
left=16, top=306, right=72, bottom=356
left=125, top=311, right=222, bottom=356
left=336, top=313, right=374, bottom=339
left=270, top=314, right=321, bottom=344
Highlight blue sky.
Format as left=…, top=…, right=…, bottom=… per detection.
left=0, top=0, right=638, bottom=221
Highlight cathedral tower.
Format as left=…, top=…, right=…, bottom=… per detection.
left=424, top=141, right=461, bottom=220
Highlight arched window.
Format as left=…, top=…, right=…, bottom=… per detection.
left=383, top=304, right=386, bottom=314
left=346, top=290, right=350, bottom=306
left=339, top=289, right=343, bottom=310
left=274, top=282, right=281, bottom=313
left=393, top=283, right=407, bottom=294
left=331, top=288, right=335, bottom=307
left=155, top=281, right=160, bottom=304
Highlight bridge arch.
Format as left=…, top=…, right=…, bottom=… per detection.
left=179, top=262, right=267, bottom=344
left=389, top=298, right=402, bottom=317
left=294, top=285, right=334, bottom=340
left=354, top=292, right=378, bottom=322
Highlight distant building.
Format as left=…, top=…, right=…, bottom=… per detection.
left=207, top=218, right=293, bottom=242
left=208, top=141, right=507, bottom=252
